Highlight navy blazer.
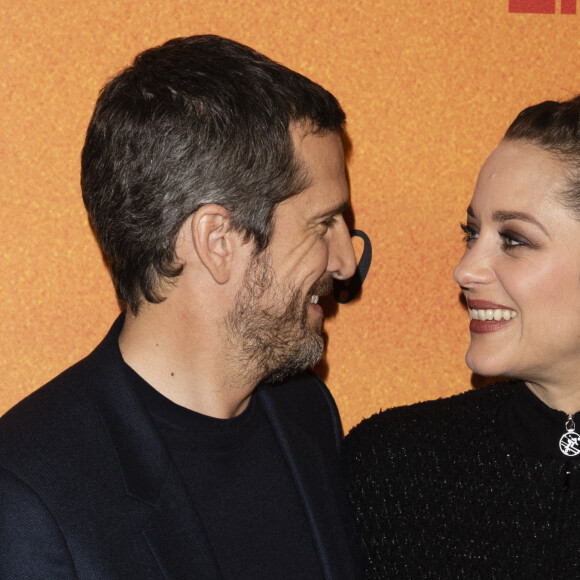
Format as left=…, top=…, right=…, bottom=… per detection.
left=0, top=316, right=360, bottom=579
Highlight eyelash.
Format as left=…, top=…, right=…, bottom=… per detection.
left=460, top=223, right=533, bottom=250
left=460, top=223, right=477, bottom=244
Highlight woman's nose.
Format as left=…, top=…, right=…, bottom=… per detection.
left=453, top=244, right=495, bottom=289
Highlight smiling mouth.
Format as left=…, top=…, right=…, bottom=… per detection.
left=469, top=308, right=517, bottom=322
left=308, top=276, right=333, bottom=307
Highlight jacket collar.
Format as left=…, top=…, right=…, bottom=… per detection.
left=85, top=313, right=169, bottom=503
left=84, top=314, right=221, bottom=578
left=259, top=381, right=361, bottom=580
left=501, top=381, right=580, bottom=460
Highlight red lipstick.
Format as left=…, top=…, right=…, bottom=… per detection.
left=466, top=299, right=517, bottom=334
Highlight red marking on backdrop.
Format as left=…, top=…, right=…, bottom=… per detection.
left=509, top=0, right=576, bottom=12
left=562, top=0, right=577, bottom=13
left=509, top=0, right=555, bottom=13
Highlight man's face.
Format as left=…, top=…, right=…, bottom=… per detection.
left=226, top=128, right=357, bottom=383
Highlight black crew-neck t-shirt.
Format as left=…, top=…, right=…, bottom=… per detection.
left=131, top=368, right=322, bottom=579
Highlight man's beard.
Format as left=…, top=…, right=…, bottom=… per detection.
left=225, top=252, right=331, bottom=385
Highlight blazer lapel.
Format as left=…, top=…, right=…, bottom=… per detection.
left=86, top=316, right=221, bottom=579
left=258, top=388, right=357, bottom=580
left=141, top=465, right=222, bottom=580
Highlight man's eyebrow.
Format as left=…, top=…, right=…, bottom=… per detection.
left=466, top=206, right=550, bottom=236
left=313, top=201, right=350, bottom=221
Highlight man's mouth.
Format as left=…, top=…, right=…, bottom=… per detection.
left=307, top=277, right=332, bottom=319
left=309, top=276, right=333, bottom=304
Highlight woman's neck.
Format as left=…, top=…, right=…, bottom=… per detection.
left=525, top=380, right=580, bottom=415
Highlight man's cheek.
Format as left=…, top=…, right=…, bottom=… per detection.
left=274, top=237, right=323, bottom=279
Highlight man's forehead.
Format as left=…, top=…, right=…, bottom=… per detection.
left=277, top=124, right=349, bottom=220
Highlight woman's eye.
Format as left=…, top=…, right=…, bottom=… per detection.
left=499, top=232, right=527, bottom=249
left=460, top=223, right=478, bottom=243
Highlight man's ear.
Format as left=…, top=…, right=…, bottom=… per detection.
left=191, top=204, right=240, bottom=284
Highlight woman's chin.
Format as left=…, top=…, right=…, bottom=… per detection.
left=465, top=351, right=510, bottom=379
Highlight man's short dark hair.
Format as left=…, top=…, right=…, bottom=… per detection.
left=81, top=35, right=346, bottom=313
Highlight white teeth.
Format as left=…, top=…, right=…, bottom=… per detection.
left=310, top=295, right=319, bottom=304
left=469, top=308, right=517, bottom=321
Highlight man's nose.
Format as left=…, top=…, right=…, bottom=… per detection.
left=328, top=219, right=357, bottom=280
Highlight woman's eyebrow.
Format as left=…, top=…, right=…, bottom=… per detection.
left=466, top=205, right=549, bottom=237
left=491, top=210, right=549, bottom=237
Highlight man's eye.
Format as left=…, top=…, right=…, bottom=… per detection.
left=322, top=216, right=338, bottom=228
left=460, top=223, right=478, bottom=243
left=319, top=217, right=338, bottom=234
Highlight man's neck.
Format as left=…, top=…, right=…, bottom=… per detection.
left=118, top=304, right=258, bottom=419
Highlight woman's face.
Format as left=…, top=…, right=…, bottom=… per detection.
left=453, top=140, right=580, bottom=389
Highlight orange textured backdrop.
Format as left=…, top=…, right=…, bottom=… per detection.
left=2, top=0, right=580, bottom=432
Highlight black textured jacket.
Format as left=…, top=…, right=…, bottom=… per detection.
left=344, top=382, right=580, bottom=579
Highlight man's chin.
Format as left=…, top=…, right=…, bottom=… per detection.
left=261, top=336, right=324, bottom=385
left=261, top=364, right=315, bottom=385
left=309, top=318, right=324, bottom=335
